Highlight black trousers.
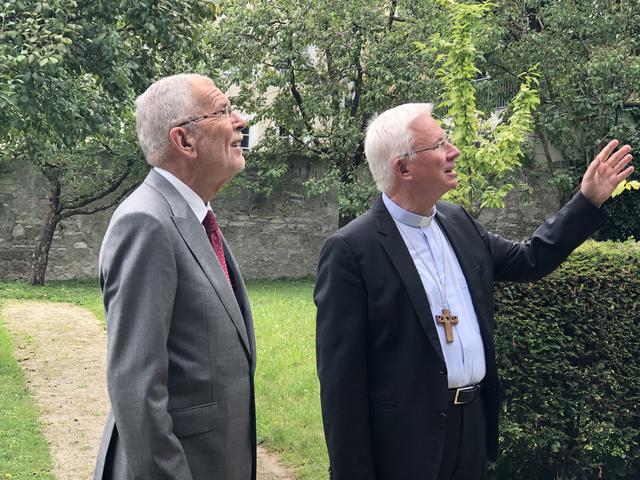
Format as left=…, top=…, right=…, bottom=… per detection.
left=436, top=394, right=487, bottom=480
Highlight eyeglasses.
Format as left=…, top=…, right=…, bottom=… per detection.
left=404, top=136, right=448, bottom=157
left=176, top=105, right=235, bottom=127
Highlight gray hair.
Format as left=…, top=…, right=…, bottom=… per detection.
left=135, top=73, right=208, bottom=166
left=364, top=103, right=434, bottom=192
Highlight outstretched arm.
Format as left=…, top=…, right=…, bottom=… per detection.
left=580, top=140, right=634, bottom=207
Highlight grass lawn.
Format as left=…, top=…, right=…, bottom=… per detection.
left=249, top=279, right=327, bottom=479
left=0, top=278, right=327, bottom=479
left=0, top=300, right=55, bottom=479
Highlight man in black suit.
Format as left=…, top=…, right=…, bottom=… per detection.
left=314, top=103, right=634, bottom=480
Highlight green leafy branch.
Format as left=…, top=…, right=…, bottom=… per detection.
left=418, top=0, right=540, bottom=218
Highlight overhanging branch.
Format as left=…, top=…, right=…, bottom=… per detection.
left=60, top=179, right=140, bottom=219
left=351, top=26, right=364, bottom=118
left=62, top=159, right=134, bottom=211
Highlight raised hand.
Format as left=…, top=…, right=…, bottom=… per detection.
left=580, top=140, right=634, bottom=207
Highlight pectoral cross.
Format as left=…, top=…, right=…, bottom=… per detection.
left=436, top=308, right=459, bottom=343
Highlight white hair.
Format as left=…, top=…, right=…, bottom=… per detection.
left=135, top=73, right=208, bottom=166
left=364, top=103, right=434, bottom=192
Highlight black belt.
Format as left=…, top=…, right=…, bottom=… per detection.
left=448, top=384, right=481, bottom=405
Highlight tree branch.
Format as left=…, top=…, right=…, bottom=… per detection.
left=41, top=162, right=61, bottom=183
left=62, top=161, right=134, bottom=211
left=277, top=124, right=326, bottom=157
left=535, top=125, right=564, bottom=203
left=60, top=179, right=140, bottom=219
left=388, top=0, right=398, bottom=29
left=351, top=25, right=364, bottom=118
left=287, top=59, right=315, bottom=137
left=484, top=60, right=520, bottom=80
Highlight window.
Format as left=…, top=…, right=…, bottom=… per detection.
left=241, top=126, right=250, bottom=150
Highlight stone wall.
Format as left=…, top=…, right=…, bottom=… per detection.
left=0, top=135, right=573, bottom=282
left=478, top=135, right=566, bottom=240
left=0, top=158, right=338, bottom=281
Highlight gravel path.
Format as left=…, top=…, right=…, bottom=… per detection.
left=2, top=300, right=295, bottom=480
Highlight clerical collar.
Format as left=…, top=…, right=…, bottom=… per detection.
left=382, top=193, right=436, bottom=228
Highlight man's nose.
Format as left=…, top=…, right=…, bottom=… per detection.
left=232, top=111, right=247, bottom=129
left=447, top=142, right=461, bottom=159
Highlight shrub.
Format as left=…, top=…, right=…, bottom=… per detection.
left=596, top=173, right=640, bottom=241
left=491, top=240, right=640, bottom=480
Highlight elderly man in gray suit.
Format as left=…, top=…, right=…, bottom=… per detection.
left=93, top=73, right=256, bottom=480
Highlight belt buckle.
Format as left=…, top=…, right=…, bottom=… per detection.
left=453, top=388, right=464, bottom=405
left=453, top=385, right=476, bottom=405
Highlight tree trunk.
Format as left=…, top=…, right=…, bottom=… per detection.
left=31, top=180, right=61, bottom=285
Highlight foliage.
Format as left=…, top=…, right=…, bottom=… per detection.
left=208, top=0, right=448, bottom=222
left=492, top=240, right=640, bottom=479
left=0, top=0, right=212, bottom=142
left=0, top=0, right=215, bottom=283
left=418, top=0, right=540, bottom=218
left=596, top=170, right=640, bottom=241
left=611, top=179, right=640, bottom=198
left=486, top=0, right=640, bottom=207
left=0, top=304, right=54, bottom=479
left=210, top=0, right=540, bottom=222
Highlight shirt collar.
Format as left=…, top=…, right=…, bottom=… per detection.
left=154, top=167, right=212, bottom=223
left=382, top=193, right=436, bottom=228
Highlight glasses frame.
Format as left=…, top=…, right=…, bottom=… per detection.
left=403, top=137, right=448, bottom=157
left=176, top=105, right=235, bottom=128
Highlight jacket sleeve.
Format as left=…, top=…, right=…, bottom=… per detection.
left=314, top=234, right=377, bottom=480
left=99, top=211, right=193, bottom=480
left=470, top=192, right=608, bottom=282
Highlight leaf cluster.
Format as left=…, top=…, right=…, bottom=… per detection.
left=423, top=0, right=540, bottom=218
left=207, top=0, right=447, bottom=216
left=492, top=240, right=640, bottom=479
left=487, top=0, right=640, bottom=202
left=1, top=0, right=215, bottom=209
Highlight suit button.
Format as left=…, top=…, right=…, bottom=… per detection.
left=440, top=411, right=447, bottom=422
left=440, top=364, right=447, bottom=375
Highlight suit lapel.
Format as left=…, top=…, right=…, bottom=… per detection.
left=372, top=197, right=445, bottom=363
left=145, top=171, right=252, bottom=359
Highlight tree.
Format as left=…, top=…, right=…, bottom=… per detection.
left=485, top=0, right=640, bottom=208
left=209, top=0, right=539, bottom=223
left=420, top=0, right=540, bottom=218
left=0, top=0, right=214, bottom=284
left=208, top=0, right=448, bottom=224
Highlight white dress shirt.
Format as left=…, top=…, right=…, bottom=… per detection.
left=154, top=167, right=211, bottom=226
left=383, top=194, right=486, bottom=388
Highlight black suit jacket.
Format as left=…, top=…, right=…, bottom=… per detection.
left=314, top=193, right=607, bottom=480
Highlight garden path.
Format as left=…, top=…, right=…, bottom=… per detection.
left=2, top=300, right=295, bottom=480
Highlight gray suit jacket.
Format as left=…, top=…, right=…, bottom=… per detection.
left=94, top=170, right=256, bottom=480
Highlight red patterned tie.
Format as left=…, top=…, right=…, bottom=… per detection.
left=202, top=210, right=231, bottom=284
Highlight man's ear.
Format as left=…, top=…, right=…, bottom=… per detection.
left=392, top=157, right=411, bottom=179
left=168, top=127, right=197, bottom=158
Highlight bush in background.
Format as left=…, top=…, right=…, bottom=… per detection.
left=491, top=240, right=640, bottom=480
left=596, top=178, right=640, bottom=241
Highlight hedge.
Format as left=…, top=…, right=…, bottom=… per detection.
left=490, top=240, right=640, bottom=480
left=595, top=174, right=640, bottom=241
